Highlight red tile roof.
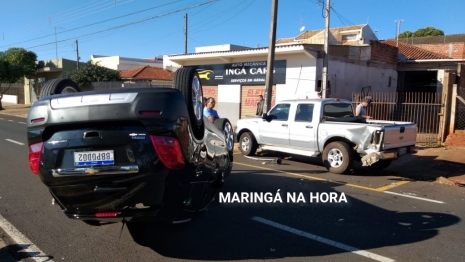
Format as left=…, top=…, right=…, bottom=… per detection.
left=120, top=66, right=174, bottom=81
left=381, top=39, right=450, bottom=60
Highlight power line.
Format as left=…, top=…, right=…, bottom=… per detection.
left=1, top=0, right=184, bottom=49
left=189, top=0, right=248, bottom=31
left=25, top=0, right=217, bottom=50
left=6, top=0, right=134, bottom=40
left=191, top=0, right=256, bottom=34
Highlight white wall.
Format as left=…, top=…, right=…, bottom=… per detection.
left=217, top=84, right=241, bottom=124
left=316, top=58, right=397, bottom=100
left=275, top=53, right=318, bottom=102
left=437, top=70, right=445, bottom=94
left=2, top=95, right=18, bottom=104
left=91, top=56, right=163, bottom=70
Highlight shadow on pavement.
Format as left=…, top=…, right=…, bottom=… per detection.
left=0, top=244, right=53, bottom=262
left=126, top=171, right=460, bottom=260
left=253, top=148, right=465, bottom=183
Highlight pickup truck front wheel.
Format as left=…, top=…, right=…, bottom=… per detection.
left=322, top=142, right=354, bottom=174
left=239, top=132, right=258, bottom=156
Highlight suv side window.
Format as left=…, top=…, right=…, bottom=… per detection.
left=269, top=103, right=290, bottom=121
left=295, top=104, right=314, bottom=122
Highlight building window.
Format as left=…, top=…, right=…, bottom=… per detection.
left=342, top=34, right=357, bottom=41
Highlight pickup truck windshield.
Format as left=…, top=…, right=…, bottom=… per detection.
left=323, top=103, right=354, bottom=118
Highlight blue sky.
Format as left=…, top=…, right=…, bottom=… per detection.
left=1, top=0, right=464, bottom=61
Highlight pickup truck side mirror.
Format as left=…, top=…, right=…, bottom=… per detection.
left=262, top=113, right=271, bottom=122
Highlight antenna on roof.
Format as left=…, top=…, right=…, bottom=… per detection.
left=299, top=13, right=305, bottom=33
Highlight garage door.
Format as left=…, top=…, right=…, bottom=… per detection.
left=240, top=85, right=276, bottom=119
left=203, top=85, right=218, bottom=105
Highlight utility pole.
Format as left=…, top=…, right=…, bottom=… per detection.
left=321, top=0, right=330, bottom=98
left=184, top=13, right=188, bottom=54
left=395, top=19, right=404, bottom=47
left=76, top=40, right=80, bottom=69
left=264, top=0, right=278, bottom=112
left=54, top=27, right=65, bottom=60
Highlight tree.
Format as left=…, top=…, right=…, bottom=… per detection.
left=68, top=61, right=121, bottom=87
left=0, top=48, right=38, bottom=110
left=398, top=30, right=414, bottom=38
left=398, top=26, right=444, bottom=38
left=414, top=27, right=444, bottom=37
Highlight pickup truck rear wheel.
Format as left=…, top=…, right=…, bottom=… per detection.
left=322, top=142, right=354, bottom=174
left=173, top=67, right=204, bottom=140
left=239, top=132, right=258, bottom=156
left=368, top=160, right=392, bottom=170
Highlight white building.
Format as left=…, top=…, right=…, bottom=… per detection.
left=90, top=55, right=163, bottom=70
left=164, top=42, right=398, bottom=126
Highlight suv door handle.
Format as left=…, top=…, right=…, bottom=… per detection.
left=306, top=125, right=313, bottom=128
left=282, top=124, right=288, bottom=127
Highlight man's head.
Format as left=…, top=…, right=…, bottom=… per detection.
left=259, top=95, right=263, bottom=100
left=362, top=98, right=372, bottom=107
left=206, top=97, right=216, bottom=109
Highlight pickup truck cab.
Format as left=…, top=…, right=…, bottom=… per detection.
left=234, top=98, right=417, bottom=174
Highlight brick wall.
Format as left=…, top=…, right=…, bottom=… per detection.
left=369, top=41, right=398, bottom=65
left=415, top=43, right=465, bottom=59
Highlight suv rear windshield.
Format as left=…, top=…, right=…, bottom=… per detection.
left=323, top=103, right=354, bottom=118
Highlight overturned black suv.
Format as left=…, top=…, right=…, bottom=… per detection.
left=26, top=67, right=234, bottom=226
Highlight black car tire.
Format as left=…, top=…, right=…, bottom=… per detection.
left=368, top=160, right=392, bottom=170
left=322, top=141, right=354, bottom=174
left=39, top=78, right=81, bottom=98
left=173, top=67, right=204, bottom=140
left=214, top=118, right=234, bottom=152
left=239, top=132, right=258, bottom=156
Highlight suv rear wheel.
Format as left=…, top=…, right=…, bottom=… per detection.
left=39, top=78, right=81, bottom=98
left=173, top=67, right=204, bottom=140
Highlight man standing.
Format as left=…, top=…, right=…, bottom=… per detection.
left=355, top=98, right=372, bottom=119
left=256, top=95, right=265, bottom=116
left=203, top=97, right=219, bottom=123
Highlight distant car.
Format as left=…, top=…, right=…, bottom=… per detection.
left=27, top=67, right=234, bottom=226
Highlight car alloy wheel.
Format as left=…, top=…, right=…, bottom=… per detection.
left=327, top=148, right=344, bottom=168
left=241, top=136, right=250, bottom=152
left=224, top=122, right=234, bottom=151
left=191, top=75, right=203, bottom=121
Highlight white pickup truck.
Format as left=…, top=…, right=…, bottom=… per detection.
left=234, top=98, right=417, bottom=174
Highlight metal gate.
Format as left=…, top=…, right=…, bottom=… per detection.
left=352, top=92, right=444, bottom=144
left=456, top=86, right=465, bottom=130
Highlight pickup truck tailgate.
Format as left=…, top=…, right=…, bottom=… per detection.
left=383, top=123, right=417, bottom=149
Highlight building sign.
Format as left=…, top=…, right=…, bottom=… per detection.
left=195, top=60, right=286, bottom=85
left=203, top=87, right=217, bottom=97
left=243, top=88, right=275, bottom=107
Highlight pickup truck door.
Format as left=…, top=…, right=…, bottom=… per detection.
left=289, top=103, right=317, bottom=150
left=259, top=103, right=291, bottom=146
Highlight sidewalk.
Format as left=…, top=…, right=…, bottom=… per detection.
left=0, top=102, right=30, bottom=119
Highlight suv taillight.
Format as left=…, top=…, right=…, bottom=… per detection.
left=29, top=142, right=44, bottom=174
left=150, top=135, right=185, bottom=170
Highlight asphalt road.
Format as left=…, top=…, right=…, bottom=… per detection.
left=1, top=115, right=465, bottom=262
